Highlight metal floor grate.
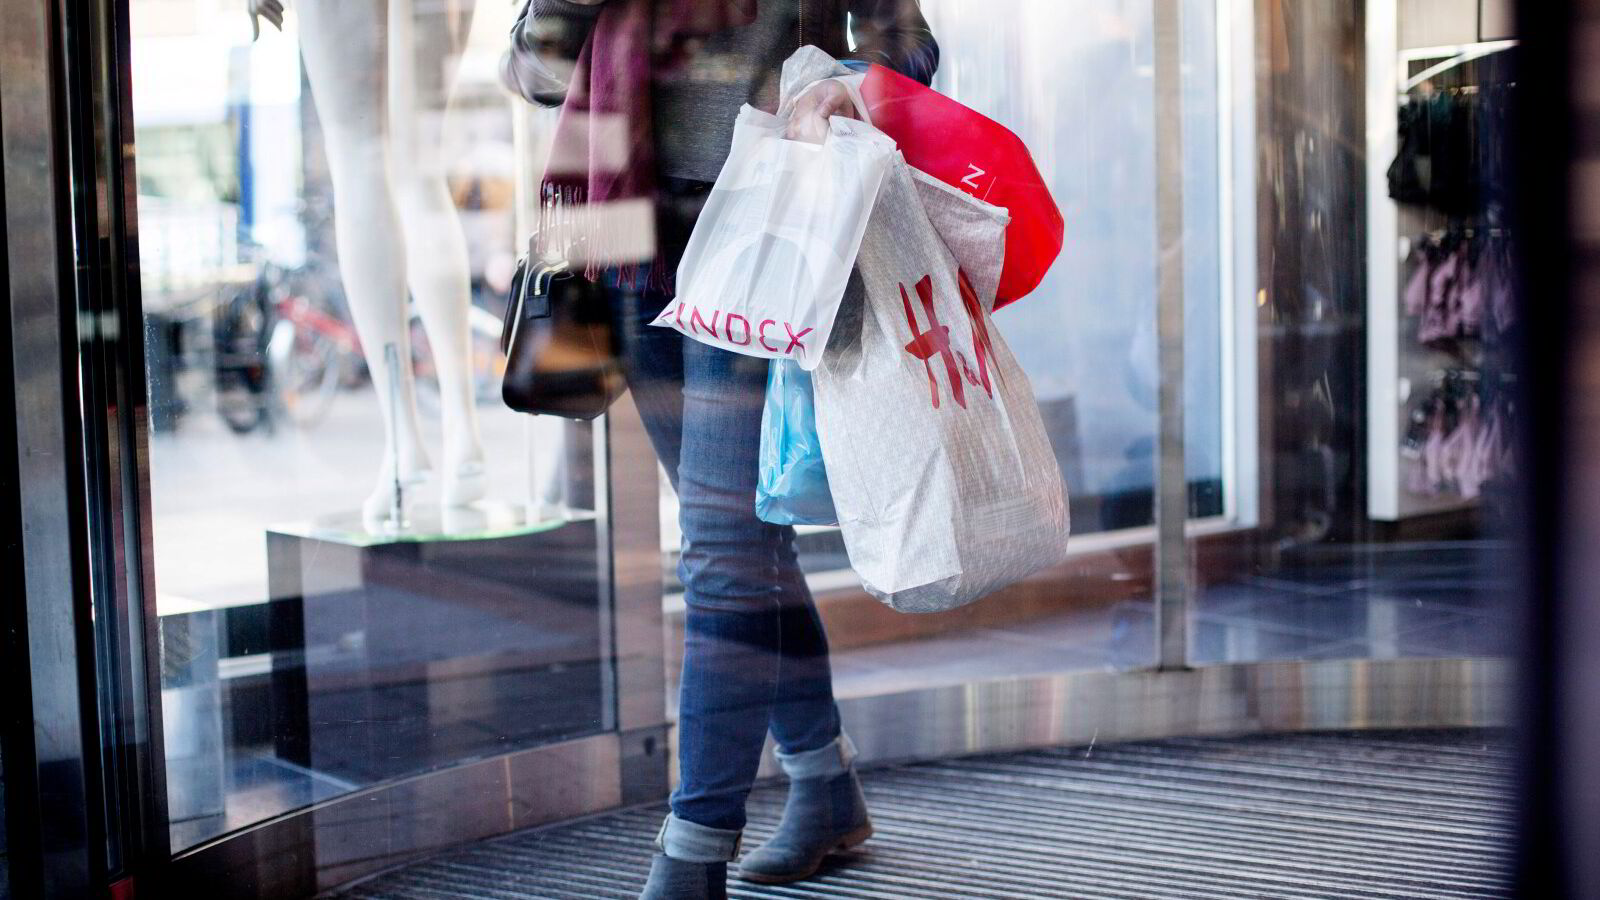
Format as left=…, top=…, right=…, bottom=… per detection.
left=336, top=729, right=1513, bottom=899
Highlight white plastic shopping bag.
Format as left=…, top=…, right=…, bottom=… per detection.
left=812, top=158, right=1071, bottom=613
left=652, top=48, right=895, bottom=370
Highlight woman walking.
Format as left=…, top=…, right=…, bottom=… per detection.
left=504, top=1, right=937, bottom=897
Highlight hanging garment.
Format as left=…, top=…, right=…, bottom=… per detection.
left=1387, top=89, right=1484, bottom=215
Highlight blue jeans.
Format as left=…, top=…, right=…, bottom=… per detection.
left=603, top=221, right=843, bottom=833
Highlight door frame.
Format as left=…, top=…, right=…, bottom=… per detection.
left=1, top=0, right=166, bottom=892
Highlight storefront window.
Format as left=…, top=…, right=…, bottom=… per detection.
left=700, top=0, right=1236, bottom=695
left=1189, top=0, right=1515, bottom=665
left=99, top=0, right=1519, bottom=879
left=922, top=0, right=1227, bottom=533
left=130, top=0, right=607, bottom=850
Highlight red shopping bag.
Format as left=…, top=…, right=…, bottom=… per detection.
left=860, top=64, right=1064, bottom=308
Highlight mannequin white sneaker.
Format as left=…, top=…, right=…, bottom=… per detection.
left=441, top=444, right=487, bottom=507
left=361, top=445, right=432, bottom=529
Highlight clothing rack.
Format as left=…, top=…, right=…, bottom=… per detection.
left=1400, top=39, right=1516, bottom=93
left=1367, top=18, right=1519, bottom=520
left=1423, top=225, right=1506, bottom=240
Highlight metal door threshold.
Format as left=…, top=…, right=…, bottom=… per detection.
left=333, top=729, right=1511, bottom=899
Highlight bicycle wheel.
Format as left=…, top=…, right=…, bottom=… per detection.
left=268, top=316, right=343, bottom=427
left=213, top=283, right=270, bottom=435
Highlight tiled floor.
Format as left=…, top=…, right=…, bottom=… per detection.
left=819, top=540, right=1509, bottom=698
left=1191, top=540, right=1510, bottom=663
left=828, top=603, right=1151, bottom=698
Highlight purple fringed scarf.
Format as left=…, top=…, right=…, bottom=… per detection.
left=537, top=0, right=758, bottom=288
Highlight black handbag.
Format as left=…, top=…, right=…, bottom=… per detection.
left=499, top=255, right=626, bottom=419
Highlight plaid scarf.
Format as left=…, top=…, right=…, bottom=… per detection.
left=536, top=0, right=759, bottom=285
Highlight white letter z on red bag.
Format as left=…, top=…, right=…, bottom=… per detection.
left=652, top=48, right=895, bottom=370
left=813, top=159, right=1071, bottom=613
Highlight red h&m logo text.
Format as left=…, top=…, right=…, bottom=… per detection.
left=900, top=271, right=997, bottom=411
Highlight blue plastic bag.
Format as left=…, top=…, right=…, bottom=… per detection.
left=756, top=359, right=839, bottom=526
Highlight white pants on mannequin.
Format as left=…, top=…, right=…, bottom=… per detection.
left=252, top=0, right=486, bottom=524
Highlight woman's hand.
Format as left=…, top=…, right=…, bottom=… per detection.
left=248, top=0, right=284, bottom=40
left=786, top=80, right=858, bottom=143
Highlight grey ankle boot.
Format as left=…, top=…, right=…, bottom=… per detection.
left=738, top=733, right=872, bottom=884
left=639, top=812, right=743, bottom=900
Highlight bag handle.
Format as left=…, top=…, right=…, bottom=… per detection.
left=500, top=255, right=529, bottom=356
left=786, top=74, right=872, bottom=125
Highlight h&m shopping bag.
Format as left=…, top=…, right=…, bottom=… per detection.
left=652, top=48, right=895, bottom=370
left=812, top=158, right=1071, bottom=613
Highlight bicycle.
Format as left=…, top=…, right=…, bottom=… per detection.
left=213, top=251, right=355, bottom=434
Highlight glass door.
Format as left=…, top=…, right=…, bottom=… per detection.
left=1184, top=0, right=1517, bottom=671
left=2, top=0, right=1528, bottom=893
left=123, top=0, right=658, bottom=868
left=3, top=0, right=669, bottom=892
left=689, top=0, right=1239, bottom=710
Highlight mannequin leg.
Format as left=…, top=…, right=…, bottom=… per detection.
left=387, top=0, right=486, bottom=506
left=297, top=0, right=433, bottom=521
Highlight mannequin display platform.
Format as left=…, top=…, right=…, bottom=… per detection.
left=264, top=501, right=606, bottom=783
left=250, top=0, right=487, bottom=526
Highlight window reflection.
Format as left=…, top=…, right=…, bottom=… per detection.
left=122, top=0, right=1518, bottom=864
left=919, top=0, right=1225, bottom=533
left=1189, top=0, right=1516, bottom=667
left=133, top=0, right=602, bottom=850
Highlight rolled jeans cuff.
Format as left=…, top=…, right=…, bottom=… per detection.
left=776, top=731, right=857, bottom=780
left=655, top=812, right=743, bottom=862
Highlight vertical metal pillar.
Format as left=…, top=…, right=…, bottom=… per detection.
left=1153, top=0, right=1193, bottom=670
left=0, top=0, right=95, bottom=892
left=600, top=393, right=670, bottom=804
